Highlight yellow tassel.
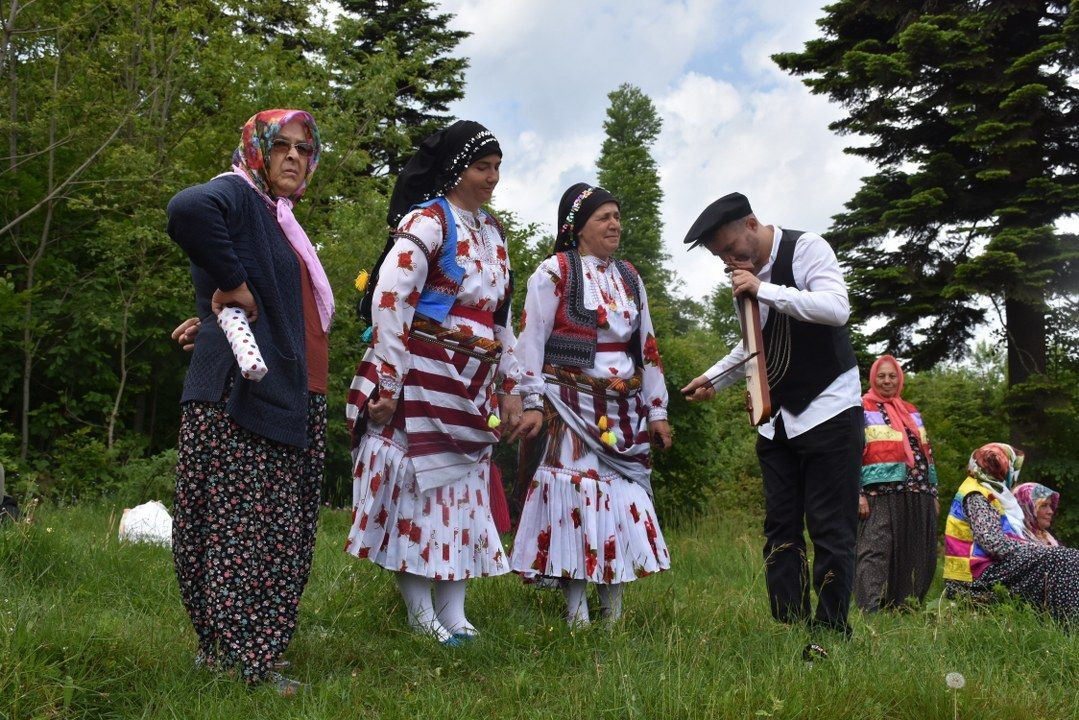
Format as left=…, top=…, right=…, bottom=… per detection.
left=487, top=414, right=501, bottom=429
left=602, top=431, right=617, bottom=447
left=598, top=415, right=609, bottom=431
left=354, top=269, right=369, bottom=293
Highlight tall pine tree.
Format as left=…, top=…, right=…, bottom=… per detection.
left=596, top=84, right=673, bottom=305
left=335, top=0, right=469, bottom=175
left=774, top=1, right=1079, bottom=452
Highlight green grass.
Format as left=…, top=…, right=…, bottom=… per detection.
left=2, top=503, right=1077, bottom=720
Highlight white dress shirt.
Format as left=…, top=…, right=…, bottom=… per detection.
left=704, top=225, right=861, bottom=439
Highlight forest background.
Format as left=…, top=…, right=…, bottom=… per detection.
left=0, top=0, right=1077, bottom=543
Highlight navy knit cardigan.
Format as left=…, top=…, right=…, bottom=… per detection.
left=167, top=174, right=311, bottom=448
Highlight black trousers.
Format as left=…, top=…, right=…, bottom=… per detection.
left=756, top=406, right=862, bottom=633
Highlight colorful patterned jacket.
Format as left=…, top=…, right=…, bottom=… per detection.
left=860, top=396, right=937, bottom=487
left=943, top=476, right=1026, bottom=583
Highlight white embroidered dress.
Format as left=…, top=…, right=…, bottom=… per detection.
left=344, top=202, right=520, bottom=579
left=510, top=254, right=671, bottom=583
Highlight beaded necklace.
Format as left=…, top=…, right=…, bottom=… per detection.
left=448, top=202, right=500, bottom=266
left=581, top=255, right=633, bottom=315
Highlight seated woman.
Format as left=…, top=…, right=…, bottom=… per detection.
left=1014, top=482, right=1061, bottom=547
left=344, top=121, right=523, bottom=645
left=943, top=443, right=1079, bottom=624
left=855, top=354, right=939, bottom=611
left=510, top=183, right=672, bottom=626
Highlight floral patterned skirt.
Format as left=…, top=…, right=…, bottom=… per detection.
left=344, top=427, right=510, bottom=580
left=511, top=460, right=670, bottom=584
left=172, top=391, right=325, bottom=683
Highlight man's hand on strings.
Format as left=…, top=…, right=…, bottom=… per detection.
left=680, top=375, right=716, bottom=403
left=729, top=269, right=761, bottom=298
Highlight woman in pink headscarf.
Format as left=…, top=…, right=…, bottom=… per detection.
left=854, top=354, right=939, bottom=611
left=167, top=109, right=331, bottom=693
left=1014, top=482, right=1061, bottom=547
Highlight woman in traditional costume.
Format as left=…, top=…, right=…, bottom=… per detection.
left=344, top=121, right=522, bottom=644
left=510, top=183, right=672, bottom=625
left=167, top=109, right=330, bottom=693
left=854, top=354, right=939, bottom=611
left=943, top=443, right=1079, bottom=624
left=1014, top=482, right=1061, bottom=547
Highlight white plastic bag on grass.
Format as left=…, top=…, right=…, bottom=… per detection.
left=118, top=501, right=173, bottom=547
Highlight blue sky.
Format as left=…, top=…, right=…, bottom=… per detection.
left=440, top=0, right=875, bottom=301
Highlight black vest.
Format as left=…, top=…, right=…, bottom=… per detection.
left=761, top=229, right=857, bottom=415
left=543, top=250, right=644, bottom=369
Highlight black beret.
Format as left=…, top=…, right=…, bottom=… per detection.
left=683, top=192, right=752, bottom=249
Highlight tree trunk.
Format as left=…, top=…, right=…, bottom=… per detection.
left=1005, top=293, right=1048, bottom=456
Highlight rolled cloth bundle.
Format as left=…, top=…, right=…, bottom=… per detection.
left=217, top=307, right=268, bottom=381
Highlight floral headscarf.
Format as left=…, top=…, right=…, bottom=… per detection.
left=968, top=442, right=1025, bottom=489
left=1013, top=482, right=1060, bottom=546
left=226, top=108, right=333, bottom=332
left=232, top=109, right=321, bottom=201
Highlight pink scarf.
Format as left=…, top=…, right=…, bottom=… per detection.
left=230, top=165, right=335, bottom=332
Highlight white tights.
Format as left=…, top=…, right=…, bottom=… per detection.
left=396, top=573, right=475, bottom=642
left=562, top=581, right=625, bottom=625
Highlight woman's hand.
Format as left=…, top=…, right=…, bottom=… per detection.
left=858, top=494, right=870, bottom=520
left=368, top=394, right=398, bottom=426
left=511, top=408, right=544, bottom=442
left=499, top=394, right=523, bottom=440
left=649, top=419, right=673, bottom=451
left=171, top=317, right=200, bottom=352
left=934, top=497, right=941, bottom=516
left=680, top=375, right=716, bottom=403
left=211, top=282, right=258, bottom=322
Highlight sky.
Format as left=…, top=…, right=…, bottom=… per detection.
left=439, top=0, right=876, bottom=301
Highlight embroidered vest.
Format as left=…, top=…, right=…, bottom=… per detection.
left=543, top=250, right=644, bottom=369
left=860, top=398, right=937, bottom=486
left=943, top=477, right=1026, bottom=583
left=761, top=229, right=857, bottom=415
left=408, top=198, right=512, bottom=326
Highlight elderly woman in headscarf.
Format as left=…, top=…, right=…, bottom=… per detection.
left=943, top=443, right=1079, bottom=625
left=508, top=183, right=672, bottom=626
left=166, top=109, right=331, bottom=692
left=1014, top=482, right=1061, bottom=547
left=344, top=121, right=522, bottom=645
left=854, top=354, right=939, bottom=612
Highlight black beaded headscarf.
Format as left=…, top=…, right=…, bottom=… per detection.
left=553, top=182, right=620, bottom=253
left=386, top=120, right=502, bottom=228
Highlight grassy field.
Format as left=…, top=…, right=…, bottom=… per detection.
left=2, top=502, right=1077, bottom=720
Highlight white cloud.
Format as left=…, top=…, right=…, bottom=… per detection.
left=438, top=1, right=873, bottom=300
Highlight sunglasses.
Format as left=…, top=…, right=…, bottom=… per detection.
left=269, top=138, right=314, bottom=158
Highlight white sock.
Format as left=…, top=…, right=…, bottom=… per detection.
left=434, top=579, right=476, bottom=636
left=598, top=583, right=624, bottom=621
left=396, top=572, right=452, bottom=642
left=563, top=579, right=590, bottom=626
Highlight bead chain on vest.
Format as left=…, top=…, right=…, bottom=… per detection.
left=764, top=310, right=792, bottom=386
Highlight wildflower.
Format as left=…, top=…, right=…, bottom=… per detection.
left=945, top=672, right=966, bottom=689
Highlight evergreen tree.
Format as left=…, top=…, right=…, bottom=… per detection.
left=596, top=84, right=673, bottom=304
left=774, top=1, right=1079, bottom=452
left=335, top=0, right=469, bottom=175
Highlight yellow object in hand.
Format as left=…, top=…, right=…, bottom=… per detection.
left=354, top=269, right=370, bottom=293
left=487, top=414, right=501, bottom=429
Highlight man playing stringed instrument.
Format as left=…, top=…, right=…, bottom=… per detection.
left=680, top=192, right=863, bottom=637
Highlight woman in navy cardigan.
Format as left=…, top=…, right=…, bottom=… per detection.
left=166, top=109, right=332, bottom=694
